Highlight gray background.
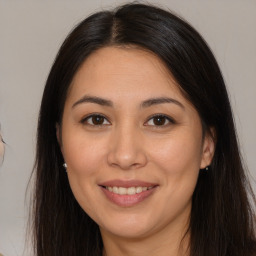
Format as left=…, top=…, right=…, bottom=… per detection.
left=0, top=0, right=255, bottom=255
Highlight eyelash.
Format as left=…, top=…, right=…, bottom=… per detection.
left=144, top=114, right=175, bottom=127
left=81, top=114, right=111, bottom=126
left=80, top=114, right=175, bottom=127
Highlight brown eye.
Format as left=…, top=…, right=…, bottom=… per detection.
left=145, top=115, right=174, bottom=127
left=83, top=114, right=110, bottom=126
left=91, top=115, right=105, bottom=125
left=153, top=116, right=166, bottom=126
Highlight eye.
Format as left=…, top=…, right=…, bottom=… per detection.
left=145, top=115, right=175, bottom=127
left=81, top=114, right=110, bottom=126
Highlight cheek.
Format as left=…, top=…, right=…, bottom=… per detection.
left=62, top=131, right=106, bottom=175
left=147, top=134, right=201, bottom=218
left=61, top=130, right=107, bottom=204
left=147, top=131, right=202, bottom=194
left=150, top=135, right=202, bottom=170
left=62, top=139, right=107, bottom=218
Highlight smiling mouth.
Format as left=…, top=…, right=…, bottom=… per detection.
left=103, top=186, right=154, bottom=195
left=100, top=184, right=158, bottom=207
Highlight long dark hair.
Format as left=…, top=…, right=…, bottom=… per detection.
left=32, top=3, right=256, bottom=256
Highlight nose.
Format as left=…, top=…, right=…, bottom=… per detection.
left=107, top=125, right=147, bottom=170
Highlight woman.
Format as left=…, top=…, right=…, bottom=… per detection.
left=32, top=3, right=256, bottom=256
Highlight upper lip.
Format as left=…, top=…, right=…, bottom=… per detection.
left=99, top=179, right=158, bottom=188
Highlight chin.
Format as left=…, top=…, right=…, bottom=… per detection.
left=98, top=213, right=159, bottom=239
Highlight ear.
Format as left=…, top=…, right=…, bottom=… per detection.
left=56, top=123, right=62, bottom=150
left=200, top=128, right=216, bottom=169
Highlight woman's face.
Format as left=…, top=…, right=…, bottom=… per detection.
left=59, top=46, right=214, bottom=240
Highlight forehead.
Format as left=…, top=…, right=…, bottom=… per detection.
left=67, top=46, right=185, bottom=104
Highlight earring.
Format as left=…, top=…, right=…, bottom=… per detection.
left=63, top=163, right=67, bottom=170
left=205, top=166, right=209, bottom=171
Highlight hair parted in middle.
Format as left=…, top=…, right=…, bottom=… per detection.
left=33, top=3, right=256, bottom=256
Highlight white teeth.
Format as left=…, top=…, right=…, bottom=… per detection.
left=119, top=187, right=127, bottom=195
left=136, top=187, right=142, bottom=193
left=127, top=187, right=136, bottom=195
left=106, top=186, right=153, bottom=195
left=113, top=186, right=118, bottom=193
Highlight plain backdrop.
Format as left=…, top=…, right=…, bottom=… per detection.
left=0, top=0, right=255, bottom=255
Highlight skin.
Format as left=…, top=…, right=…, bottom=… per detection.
left=0, top=133, right=4, bottom=164
left=58, top=46, right=215, bottom=256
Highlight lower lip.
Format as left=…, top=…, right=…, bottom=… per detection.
left=100, top=186, right=157, bottom=207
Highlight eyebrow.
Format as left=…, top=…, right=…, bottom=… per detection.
left=72, top=95, right=113, bottom=108
left=72, top=95, right=184, bottom=109
left=141, top=97, right=185, bottom=109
